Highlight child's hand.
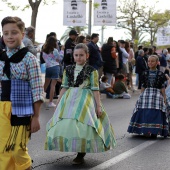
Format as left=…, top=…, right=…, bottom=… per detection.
left=31, top=116, right=40, bottom=133
left=96, top=106, right=102, bottom=118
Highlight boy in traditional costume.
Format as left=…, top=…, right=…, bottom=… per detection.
left=0, top=16, right=43, bottom=170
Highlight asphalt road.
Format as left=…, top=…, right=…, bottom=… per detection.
left=28, top=91, right=170, bottom=170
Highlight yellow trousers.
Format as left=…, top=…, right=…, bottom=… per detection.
left=0, top=102, right=31, bottom=170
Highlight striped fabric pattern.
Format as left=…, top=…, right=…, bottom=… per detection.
left=47, top=87, right=114, bottom=148
left=47, top=70, right=116, bottom=150
left=133, top=87, right=166, bottom=113
left=10, top=79, right=33, bottom=116
left=46, top=136, right=111, bottom=153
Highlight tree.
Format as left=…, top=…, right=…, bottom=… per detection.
left=126, top=30, right=147, bottom=50
left=2, top=0, right=56, bottom=29
left=1, top=0, right=56, bottom=43
left=143, top=10, right=170, bottom=46
left=117, top=0, right=161, bottom=46
left=117, top=0, right=170, bottom=46
left=117, top=0, right=149, bottom=40
left=28, top=0, right=42, bottom=29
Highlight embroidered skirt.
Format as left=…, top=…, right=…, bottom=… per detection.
left=127, top=88, right=168, bottom=136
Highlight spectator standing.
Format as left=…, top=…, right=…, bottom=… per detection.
left=76, top=35, right=86, bottom=44
left=42, top=36, right=62, bottom=107
left=143, top=47, right=149, bottom=63
left=22, top=26, right=37, bottom=56
left=113, top=40, right=123, bottom=73
left=160, top=49, right=168, bottom=72
left=127, top=43, right=135, bottom=91
left=49, top=32, right=62, bottom=51
left=152, top=46, right=161, bottom=70
left=63, top=29, right=78, bottom=67
left=135, top=45, right=143, bottom=59
left=86, top=34, right=91, bottom=44
left=166, top=48, right=170, bottom=68
left=134, top=45, right=143, bottom=86
left=148, top=48, right=153, bottom=56
left=119, top=40, right=129, bottom=76
left=101, top=37, right=117, bottom=84
left=152, top=46, right=158, bottom=55
left=88, top=33, right=104, bottom=79
left=135, top=49, right=148, bottom=89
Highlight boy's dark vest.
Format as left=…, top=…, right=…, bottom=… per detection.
left=0, top=47, right=31, bottom=152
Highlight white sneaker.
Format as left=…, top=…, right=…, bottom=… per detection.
left=48, top=102, right=56, bottom=107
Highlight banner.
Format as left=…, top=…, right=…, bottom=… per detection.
left=157, top=27, right=170, bottom=46
left=63, top=0, right=86, bottom=26
left=93, top=0, right=116, bottom=26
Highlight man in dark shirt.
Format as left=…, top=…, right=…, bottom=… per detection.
left=63, top=30, right=78, bottom=67
left=87, top=33, right=103, bottom=78
left=160, top=49, right=168, bottom=72
left=152, top=46, right=158, bottom=55
left=135, top=45, right=143, bottom=60
left=136, top=49, right=148, bottom=89
left=143, top=47, right=149, bottom=62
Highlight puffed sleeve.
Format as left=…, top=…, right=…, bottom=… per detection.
left=90, top=70, right=99, bottom=91
left=61, top=70, right=69, bottom=89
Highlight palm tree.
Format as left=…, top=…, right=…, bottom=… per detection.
left=126, top=30, right=147, bottom=50
left=60, top=26, right=87, bottom=44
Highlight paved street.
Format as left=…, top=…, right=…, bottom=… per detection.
left=28, top=89, right=170, bottom=170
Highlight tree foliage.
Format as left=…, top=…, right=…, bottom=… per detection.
left=117, top=0, right=170, bottom=46
left=1, top=0, right=56, bottom=28
left=143, top=10, right=170, bottom=46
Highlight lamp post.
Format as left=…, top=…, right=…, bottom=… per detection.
left=88, top=0, right=92, bottom=35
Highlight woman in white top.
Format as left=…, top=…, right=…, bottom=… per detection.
left=43, top=36, right=62, bottom=107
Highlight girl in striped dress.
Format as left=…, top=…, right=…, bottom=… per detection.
left=45, top=43, right=116, bottom=164
left=127, top=55, right=168, bottom=138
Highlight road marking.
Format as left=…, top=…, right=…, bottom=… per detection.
left=89, top=140, right=157, bottom=170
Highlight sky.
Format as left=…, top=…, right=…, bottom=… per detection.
left=0, top=0, right=169, bottom=45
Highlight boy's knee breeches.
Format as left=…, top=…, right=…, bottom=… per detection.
left=0, top=102, right=31, bottom=170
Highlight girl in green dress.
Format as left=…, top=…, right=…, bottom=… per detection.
left=45, top=43, right=116, bottom=164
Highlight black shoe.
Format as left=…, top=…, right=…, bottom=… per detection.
left=72, top=153, right=86, bottom=165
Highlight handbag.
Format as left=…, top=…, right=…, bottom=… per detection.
left=111, top=47, right=117, bottom=59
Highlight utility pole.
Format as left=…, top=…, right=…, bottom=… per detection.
left=101, top=26, right=104, bottom=45
left=88, top=0, right=92, bottom=35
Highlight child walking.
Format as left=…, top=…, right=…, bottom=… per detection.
left=0, top=17, right=44, bottom=170
left=127, top=55, right=168, bottom=138
left=45, top=43, right=116, bottom=164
